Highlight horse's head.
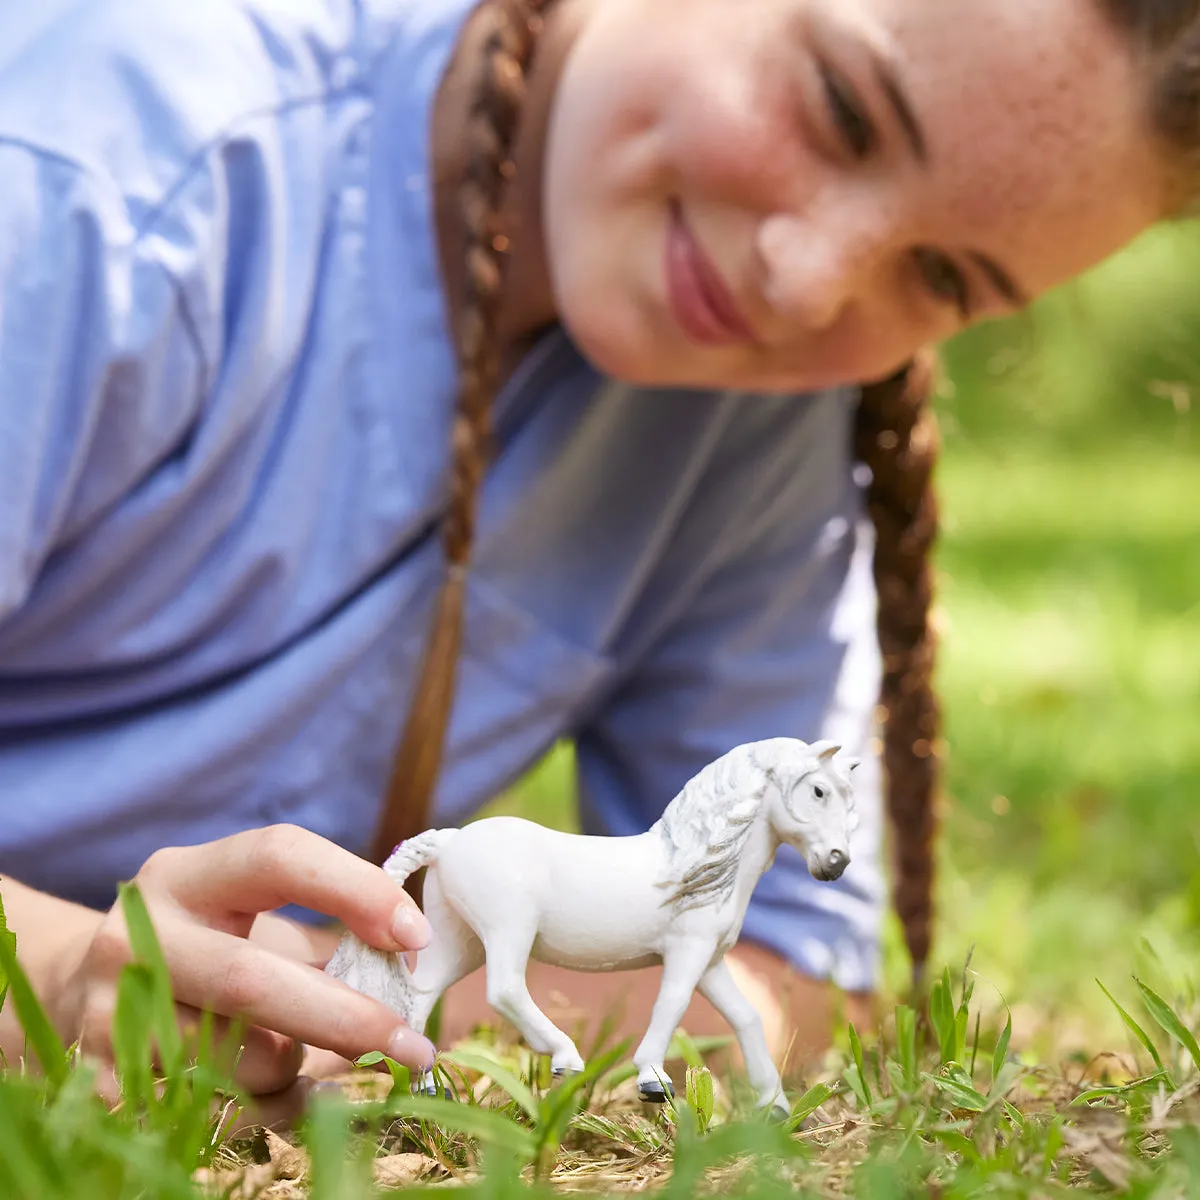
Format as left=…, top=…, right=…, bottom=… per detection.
left=760, top=739, right=860, bottom=883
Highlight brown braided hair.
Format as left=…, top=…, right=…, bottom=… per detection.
left=368, top=0, right=548, bottom=866
left=367, top=0, right=944, bottom=985
left=854, top=353, right=941, bottom=986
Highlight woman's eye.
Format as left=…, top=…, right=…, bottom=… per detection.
left=913, top=247, right=972, bottom=319
left=818, top=61, right=876, bottom=160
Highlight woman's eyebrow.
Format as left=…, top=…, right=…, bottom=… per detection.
left=969, top=251, right=1031, bottom=309
left=869, top=47, right=928, bottom=165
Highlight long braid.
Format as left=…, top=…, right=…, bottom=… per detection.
left=368, top=0, right=547, bottom=866
left=854, top=351, right=942, bottom=987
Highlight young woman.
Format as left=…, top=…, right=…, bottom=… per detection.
left=0, top=0, right=1189, bottom=1118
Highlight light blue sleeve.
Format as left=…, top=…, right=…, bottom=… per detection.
left=574, top=396, right=886, bottom=993
left=0, top=143, right=203, bottom=623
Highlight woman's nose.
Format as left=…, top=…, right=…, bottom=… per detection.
left=754, top=211, right=886, bottom=334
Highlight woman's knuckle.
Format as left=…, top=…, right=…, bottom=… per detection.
left=138, top=844, right=185, bottom=884
left=258, top=1029, right=304, bottom=1077
left=86, top=922, right=130, bottom=974
left=252, top=824, right=307, bottom=874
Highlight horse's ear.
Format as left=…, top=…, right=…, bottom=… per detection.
left=844, top=756, right=862, bottom=772
left=811, top=741, right=842, bottom=762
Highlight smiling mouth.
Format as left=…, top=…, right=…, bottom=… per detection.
left=664, top=198, right=754, bottom=347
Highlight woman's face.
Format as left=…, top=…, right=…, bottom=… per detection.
left=539, top=0, right=1166, bottom=392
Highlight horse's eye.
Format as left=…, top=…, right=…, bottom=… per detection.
left=813, top=785, right=826, bottom=800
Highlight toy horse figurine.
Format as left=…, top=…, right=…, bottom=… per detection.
left=327, top=737, right=860, bottom=1116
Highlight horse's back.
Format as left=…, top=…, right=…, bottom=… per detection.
left=429, top=817, right=672, bottom=966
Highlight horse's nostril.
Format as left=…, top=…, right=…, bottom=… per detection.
left=822, top=848, right=848, bottom=879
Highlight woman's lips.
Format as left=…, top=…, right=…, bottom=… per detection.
left=664, top=199, right=755, bottom=347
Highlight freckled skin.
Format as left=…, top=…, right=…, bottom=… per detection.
left=495, top=0, right=1167, bottom=393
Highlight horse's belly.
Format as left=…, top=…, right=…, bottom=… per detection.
left=530, top=938, right=662, bottom=972
left=530, top=915, right=665, bottom=972
left=530, top=867, right=668, bottom=971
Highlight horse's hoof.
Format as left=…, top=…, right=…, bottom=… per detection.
left=413, top=1074, right=451, bottom=1101
left=637, top=1079, right=675, bottom=1103
left=552, top=1067, right=582, bottom=1081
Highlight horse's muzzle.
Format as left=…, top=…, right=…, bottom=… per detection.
left=810, top=848, right=849, bottom=882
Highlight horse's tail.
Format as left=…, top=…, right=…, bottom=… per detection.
left=324, top=828, right=460, bottom=1027
left=380, top=827, right=459, bottom=887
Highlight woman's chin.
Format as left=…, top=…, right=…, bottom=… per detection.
left=560, top=305, right=715, bottom=390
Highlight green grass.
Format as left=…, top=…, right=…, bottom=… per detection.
left=3, top=223, right=1200, bottom=1194
left=6, top=882, right=1200, bottom=1196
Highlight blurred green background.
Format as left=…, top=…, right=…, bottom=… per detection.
left=487, top=222, right=1200, bottom=1056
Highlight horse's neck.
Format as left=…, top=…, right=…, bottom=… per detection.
left=729, top=819, right=780, bottom=911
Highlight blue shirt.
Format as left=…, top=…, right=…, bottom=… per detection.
left=0, top=0, right=884, bottom=990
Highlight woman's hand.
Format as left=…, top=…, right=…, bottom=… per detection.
left=53, top=824, right=435, bottom=1103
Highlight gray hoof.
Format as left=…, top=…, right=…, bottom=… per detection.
left=552, top=1067, right=581, bottom=1080
left=413, top=1073, right=451, bottom=1101
left=637, top=1079, right=675, bottom=1103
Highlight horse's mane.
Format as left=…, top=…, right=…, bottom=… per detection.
left=655, top=742, right=774, bottom=914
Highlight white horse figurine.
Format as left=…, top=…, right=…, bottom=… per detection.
left=327, top=736, right=860, bottom=1116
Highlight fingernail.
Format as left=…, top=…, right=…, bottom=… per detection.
left=390, top=903, right=432, bottom=950
left=388, top=1027, right=436, bottom=1070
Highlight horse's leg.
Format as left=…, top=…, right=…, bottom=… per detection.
left=697, top=959, right=788, bottom=1116
left=406, top=880, right=484, bottom=1035
left=632, top=944, right=714, bottom=1102
left=407, top=875, right=485, bottom=1097
left=482, top=932, right=586, bottom=1076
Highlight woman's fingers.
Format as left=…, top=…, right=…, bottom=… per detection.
left=159, top=916, right=434, bottom=1068
left=153, top=825, right=430, bottom=953
left=249, top=912, right=343, bottom=968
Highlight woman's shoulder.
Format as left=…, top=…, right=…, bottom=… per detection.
left=0, top=0, right=363, bottom=207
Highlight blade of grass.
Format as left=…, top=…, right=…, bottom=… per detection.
left=895, top=1004, right=918, bottom=1092
left=0, top=923, right=69, bottom=1090
left=1097, top=979, right=1167, bottom=1077
left=305, top=1090, right=375, bottom=1200
left=441, top=1047, right=538, bottom=1120
left=0, top=886, right=13, bottom=1018
left=386, top=1092, right=538, bottom=1161
left=355, top=1050, right=412, bottom=1095
left=111, top=962, right=156, bottom=1116
left=785, top=1081, right=836, bottom=1131
left=848, top=1023, right=871, bottom=1104
left=118, top=883, right=183, bottom=1068
left=991, top=1010, right=1013, bottom=1094
left=930, top=968, right=957, bottom=1066
left=1135, top=978, right=1200, bottom=1075
left=686, top=1066, right=715, bottom=1134
left=922, top=1069, right=989, bottom=1112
